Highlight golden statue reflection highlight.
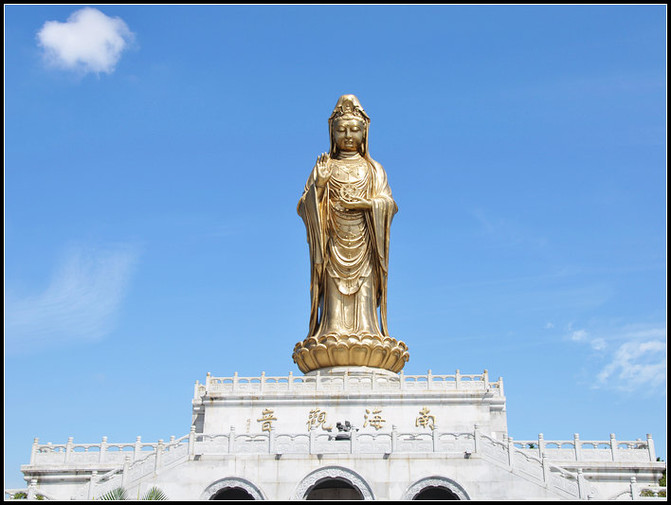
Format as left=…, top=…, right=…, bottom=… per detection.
left=292, top=95, right=409, bottom=374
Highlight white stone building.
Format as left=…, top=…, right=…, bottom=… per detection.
left=7, top=366, right=665, bottom=500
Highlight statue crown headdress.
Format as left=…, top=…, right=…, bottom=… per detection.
left=329, top=94, right=370, bottom=124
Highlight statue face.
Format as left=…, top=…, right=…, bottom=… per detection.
left=333, top=118, right=365, bottom=153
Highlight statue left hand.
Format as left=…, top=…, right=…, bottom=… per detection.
left=341, top=196, right=373, bottom=210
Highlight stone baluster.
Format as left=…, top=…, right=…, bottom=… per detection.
left=206, top=371, right=211, bottom=389
left=391, top=425, right=398, bottom=452
left=455, top=369, right=461, bottom=390
left=27, top=479, right=37, bottom=500
left=133, top=436, right=142, bottom=461
left=573, top=433, right=582, bottom=461
left=427, top=369, right=433, bottom=390
left=498, top=376, right=504, bottom=396
left=121, top=456, right=131, bottom=488
left=268, top=427, right=275, bottom=453
left=188, top=426, right=196, bottom=459
left=228, top=427, right=236, bottom=453
left=483, top=369, right=489, bottom=390
left=154, top=439, right=164, bottom=474
left=30, top=437, right=39, bottom=465
left=577, top=468, right=585, bottom=499
left=646, top=434, right=656, bottom=461
left=610, top=433, right=617, bottom=462
left=261, top=371, right=266, bottom=393
left=507, top=436, right=515, bottom=469
left=232, top=371, right=239, bottom=393
left=87, top=471, right=98, bottom=500
left=473, top=424, right=481, bottom=453
left=64, top=437, right=74, bottom=463
left=169, top=435, right=175, bottom=451
left=541, top=453, right=549, bottom=485
left=99, top=436, right=108, bottom=463
left=630, top=476, right=638, bottom=500
left=288, top=371, right=294, bottom=392
left=350, top=429, right=357, bottom=454
left=399, top=370, right=405, bottom=390
left=537, top=433, right=545, bottom=459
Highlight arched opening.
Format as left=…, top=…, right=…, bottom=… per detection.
left=305, top=478, right=364, bottom=500
left=413, top=486, right=460, bottom=500
left=210, top=486, right=256, bottom=500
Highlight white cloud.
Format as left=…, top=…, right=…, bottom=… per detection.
left=5, top=244, right=140, bottom=354
left=567, top=323, right=666, bottom=393
left=36, top=7, right=134, bottom=75
left=596, top=340, right=666, bottom=392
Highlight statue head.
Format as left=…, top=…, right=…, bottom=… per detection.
left=328, top=94, right=370, bottom=157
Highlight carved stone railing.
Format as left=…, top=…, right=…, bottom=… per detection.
left=29, top=435, right=168, bottom=467
left=609, top=477, right=667, bottom=500
left=26, top=426, right=661, bottom=500
left=195, top=369, right=504, bottom=398
left=71, top=435, right=190, bottom=500
left=513, top=433, right=657, bottom=462
left=477, top=430, right=582, bottom=499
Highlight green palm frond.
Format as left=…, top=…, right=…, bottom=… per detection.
left=141, top=487, right=168, bottom=500
left=98, top=487, right=128, bottom=500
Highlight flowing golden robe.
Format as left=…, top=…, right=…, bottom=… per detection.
left=297, top=155, right=397, bottom=340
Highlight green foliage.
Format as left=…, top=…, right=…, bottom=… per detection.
left=142, top=487, right=169, bottom=500
left=98, top=486, right=168, bottom=500
left=99, top=487, right=128, bottom=500
left=11, top=492, right=27, bottom=499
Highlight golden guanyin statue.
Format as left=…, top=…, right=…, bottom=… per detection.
left=292, top=95, right=409, bottom=374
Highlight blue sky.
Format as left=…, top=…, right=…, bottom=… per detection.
left=4, top=5, right=666, bottom=489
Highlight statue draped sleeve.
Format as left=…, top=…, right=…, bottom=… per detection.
left=367, top=159, right=398, bottom=336
left=297, top=166, right=326, bottom=337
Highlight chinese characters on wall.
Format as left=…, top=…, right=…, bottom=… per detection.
left=253, top=407, right=436, bottom=432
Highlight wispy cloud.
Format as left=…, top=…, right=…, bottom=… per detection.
left=5, top=244, right=140, bottom=354
left=36, top=7, right=134, bottom=75
left=566, top=323, right=666, bottom=393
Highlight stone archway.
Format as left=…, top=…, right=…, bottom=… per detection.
left=293, top=466, right=375, bottom=500
left=402, top=477, right=470, bottom=501
left=200, top=477, right=266, bottom=500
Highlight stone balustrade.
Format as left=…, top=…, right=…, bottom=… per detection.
left=512, top=432, right=656, bottom=462
left=195, top=369, right=504, bottom=398
left=25, top=426, right=665, bottom=501
left=29, top=434, right=188, bottom=467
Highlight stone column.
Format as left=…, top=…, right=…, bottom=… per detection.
left=30, top=438, right=39, bottom=465
left=610, top=433, right=618, bottom=462
left=188, top=426, right=196, bottom=459
left=577, top=468, right=585, bottom=499
left=646, top=434, right=656, bottom=461
left=507, top=436, right=515, bottom=469
left=64, top=437, right=74, bottom=463
left=27, top=479, right=37, bottom=500
left=630, top=476, right=638, bottom=501
left=87, top=471, right=98, bottom=500
left=391, top=425, right=398, bottom=452
left=99, top=436, right=108, bottom=463
left=573, top=433, right=581, bottom=461
left=121, top=455, right=131, bottom=488
left=154, top=439, right=164, bottom=474
left=134, top=436, right=142, bottom=461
